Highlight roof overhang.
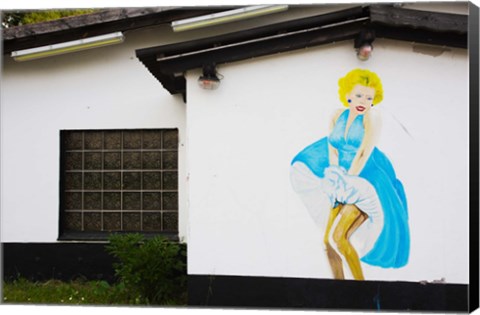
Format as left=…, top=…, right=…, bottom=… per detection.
left=135, top=5, right=468, bottom=96
left=2, top=7, right=236, bottom=54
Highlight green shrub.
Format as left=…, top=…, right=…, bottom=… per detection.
left=106, top=234, right=187, bottom=305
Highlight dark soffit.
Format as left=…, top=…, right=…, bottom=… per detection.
left=135, top=5, right=468, bottom=96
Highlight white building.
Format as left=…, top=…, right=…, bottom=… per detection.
left=1, top=2, right=478, bottom=312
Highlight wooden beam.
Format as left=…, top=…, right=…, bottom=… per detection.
left=373, top=25, right=467, bottom=48
left=140, top=20, right=368, bottom=94
left=369, top=5, right=468, bottom=48
left=155, top=20, right=368, bottom=74
left=136, top=6, right=370, bottom=94
left=369, top=5, right=467, bottom=34
left=137, top=6, right=369, bottom=59
left=3, top=8, right=175, bottom=40
left=136, top=5, right=468, bottom=96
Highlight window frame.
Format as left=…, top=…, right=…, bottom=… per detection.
left=58, top=129, right=179, bottom=241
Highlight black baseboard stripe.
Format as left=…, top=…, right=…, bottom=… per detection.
left=1, top=243, right=472, bottom=312
left=188, top=274, right=468, bottom=312
left=3, top=243, right=116, bottom=283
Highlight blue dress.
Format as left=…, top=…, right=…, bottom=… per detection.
left=291, top=109, right=410, bottom=268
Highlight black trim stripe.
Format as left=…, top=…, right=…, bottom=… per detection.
left=188, top=274, right=468, bottom=311
left=3, top=243, right=116, bottom=283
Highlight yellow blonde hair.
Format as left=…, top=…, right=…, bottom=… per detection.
left=338, top=69, right=384, bottom=107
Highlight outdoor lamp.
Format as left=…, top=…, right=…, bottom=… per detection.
left=198, top=64, right=221, bottom=90
left=355, top=29, right=375, bottom=61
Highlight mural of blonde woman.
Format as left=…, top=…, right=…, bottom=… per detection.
left=290, top=69, right=410, bottom=280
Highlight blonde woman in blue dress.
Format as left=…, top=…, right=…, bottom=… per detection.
left=291, top=69, right=410, bottom=280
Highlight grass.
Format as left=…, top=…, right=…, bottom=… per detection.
left=3, top=278, right=152, bottom=306
left=3, top=235, right=188, bottom=306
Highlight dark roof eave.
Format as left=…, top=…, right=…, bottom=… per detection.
left=2, top=7, right=177, bottom=40
left=370, top=4, right=468, bottom=48
left=369, top=4, right=468, bottom=33
left=135, top=4, right=468, bottom=96
left=2, top=6, right=236, bottom=54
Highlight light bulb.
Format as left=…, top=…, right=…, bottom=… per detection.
left=198, top=76, right=220, bottom=90
left=357, top=44, right=373, bottom=61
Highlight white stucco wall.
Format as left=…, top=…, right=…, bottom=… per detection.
left=186, top=38, right=469, bottom=284
left=0, top=26, right=191, bottom=242
left=0, top=2, right=471, bottom=285
left=0, top=4, right=365, bottom=244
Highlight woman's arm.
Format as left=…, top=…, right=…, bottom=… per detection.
left=328, top=109, right=344, bottom=166
left=348, top=111, right=381, bottom=176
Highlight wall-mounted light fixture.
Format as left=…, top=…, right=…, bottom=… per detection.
left=171, top=5, right=289, bottom=32
left=198, top=64, right=221, bottom=90
left=354, top=29, right=375, bottom=61
left=11, top=32, right=125, bottom=62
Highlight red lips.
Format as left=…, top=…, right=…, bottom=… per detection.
left=356, top=106, right=366, bottom=112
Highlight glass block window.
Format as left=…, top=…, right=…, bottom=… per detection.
left=60, top=129, right=178, bottom=236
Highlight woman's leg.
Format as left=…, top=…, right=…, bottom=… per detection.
left=332, top=204, right=367, bottom=280
left=347, top=211, right=368, bottom=240
left=324, top=204, right=344, bottom=279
